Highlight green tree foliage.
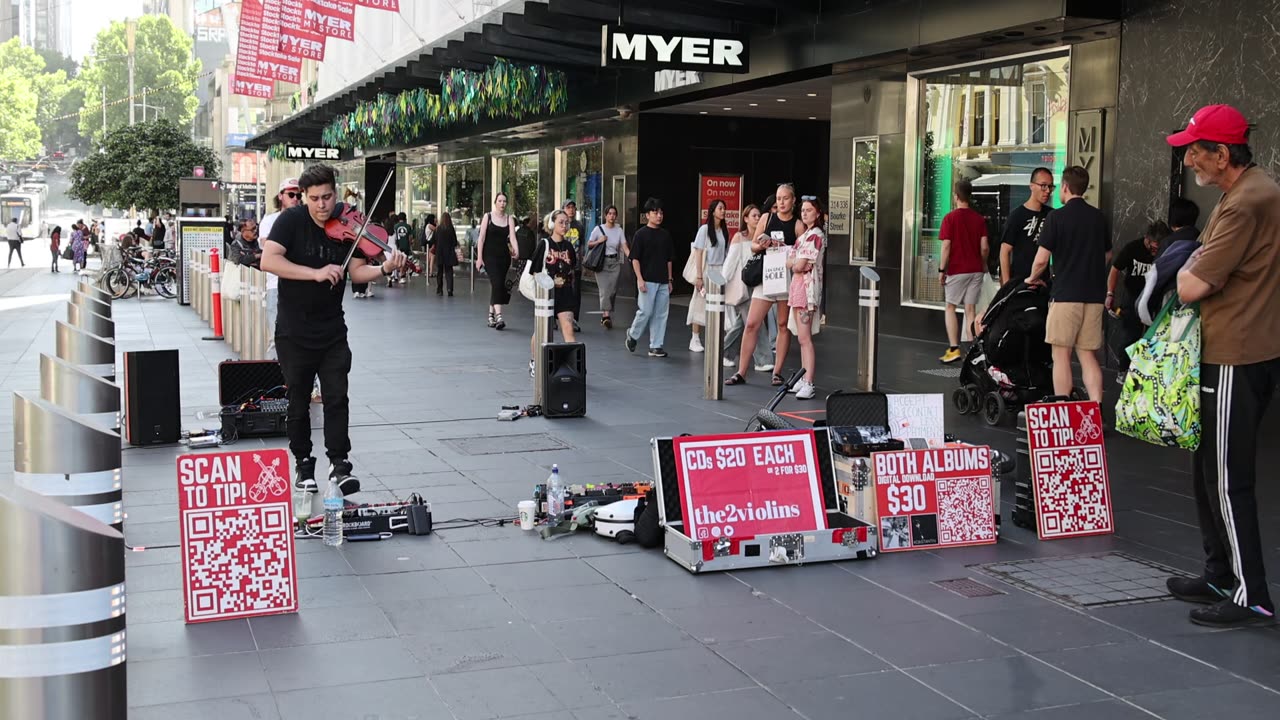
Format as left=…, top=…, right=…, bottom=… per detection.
left=75, top=15, right=200, bottom=146
left=0, top=73, right=41, bottom=160
left=0, top=38, right=66, bottom=157
left=68, top=120, right=220, bottom=214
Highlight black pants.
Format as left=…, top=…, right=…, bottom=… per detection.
left=1194, top=360, right=1280, bottom=610
left=437, top=264, right=454, bottom=294
left=351, top=282, right=368, bottom=295
left=276, top=336, right=352, bottom=464
left=1112, top=308, right=1144, bottom=372
left=7, top=241, right=23, bottom=267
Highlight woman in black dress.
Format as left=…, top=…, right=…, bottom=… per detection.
left=476, top=192, right=520, bottom=330
left=528, top=209, right=578, bottom=376
left=433, top=214, right=459, bottom=296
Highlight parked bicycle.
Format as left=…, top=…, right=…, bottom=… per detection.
left=102, top=246, right=177, bottom=299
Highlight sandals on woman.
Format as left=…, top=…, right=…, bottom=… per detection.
left=771, top=374, right=785, bottom=387
left=724, top=373, right=746, bottom=386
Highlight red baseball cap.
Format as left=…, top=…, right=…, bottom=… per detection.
left=1166, top=104, right=1250, bottom=146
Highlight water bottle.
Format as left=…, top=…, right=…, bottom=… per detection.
left=322, top=477, right=344, bottom=547
left=546, top=465, right=565, bottom=524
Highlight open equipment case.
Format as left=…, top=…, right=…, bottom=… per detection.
left=219, top=360, right=287, bottom=438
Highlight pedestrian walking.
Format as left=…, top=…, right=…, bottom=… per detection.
left=5, top=216, right=24, bottom=268
left=477, top=193, right=521, bottom=330
left=49, top=225, right=61, bottom=273
left=71, top=222, right=87, bottom=272
left=722, top=204, right=775, bottom=370
left=1169, top=104, right=1280, bottom=628
left=421, top=213, right=438, bottom=278
left=563, top=200, right=587, bottom=331
left=587, top=205, right=628, bottom=328
left=1000, top=167, right=1054, bottom=284
left=938, top=179, right=990, bottom=363
left=433, top=213, right=459, bottom=297
left=624, top=197, right=674, bottom=358
left=1026, top=166, right=1111, bottom=402
left=687, top=199, right=729, bottom=353
left=391, top=212, right=413, bottom=285
left=786, top=196, right=827, bottom=399
left=726, top=183, right=805, bottom=386
left=1106, top=220, right=1166, bottom=374
left=529, top=210, right=579, bottom=376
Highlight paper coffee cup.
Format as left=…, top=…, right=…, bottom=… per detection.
left=518, top=500, right=536, bottom=530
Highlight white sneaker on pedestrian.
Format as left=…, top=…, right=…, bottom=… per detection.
left=723, top=357, right=736, bottom=367
left=755, top=363, right=774, bottom=372
left=795, top=380, right=816, bottom=400
left=689, top=335, right=704, bottom=353
left=353, top=292, right=365, bottom=299
left=365, top=288, right=375, bottom=298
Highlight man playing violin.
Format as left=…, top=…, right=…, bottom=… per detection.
left=262, top=164, right=408, bottom=495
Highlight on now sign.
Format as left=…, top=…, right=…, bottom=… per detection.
left=674, top=431, right=826, bottom=541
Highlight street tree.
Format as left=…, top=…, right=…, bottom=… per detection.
left=0, top=74, right=41, bottom=160
left=75, top=15, right=200, bottom=146
left=0, top=38, right=68, bottom=156
left=68, top=120, right=220, bottom=214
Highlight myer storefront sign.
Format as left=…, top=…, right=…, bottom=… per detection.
left=285, top=145, right=342, bottom=161
left=602, top=26, right=749, bottom=74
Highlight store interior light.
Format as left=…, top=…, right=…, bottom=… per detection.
left=808, top=116, right=817, bottom=120
left=776, top=98, right=787, bottom=102
left=723, top=107, right=732, bottom=111
left=699, top=111, right=708, bottom=114
left=806, top=92, right=818, bottom=97
left=749, top=102, right=758, bottom=107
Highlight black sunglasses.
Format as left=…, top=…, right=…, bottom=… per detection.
left=284, top=191, right=301, bottom=199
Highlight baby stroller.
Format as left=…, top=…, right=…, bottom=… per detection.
left=953, top=280, right=1058, bottom=425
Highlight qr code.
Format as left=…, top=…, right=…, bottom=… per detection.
left=936, top=477, right=996, bottom=544
left=183, top=504, right=296, bottom=618
left=1032, top=447, right=1113, bottom=537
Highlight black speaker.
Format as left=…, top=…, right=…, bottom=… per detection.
left=541, top=342, right=586, bottom=418
left=124, top=350, right=181, bottom=446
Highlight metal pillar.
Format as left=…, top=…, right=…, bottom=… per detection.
left=70, top=290, right=112, bottom=320
left=40, top=354, right=122, bottom=433
left=0, top=482, right=127, bottom=720
left=67, top=303, right=115, bottom=340
left=856, top=267, right=882, bottom=392
left=531, top=274, right=556, bottom=405
left=703, top=269, right=726, bottom=400
left=54, top=322, right=115, bottom=381
left=76, top=280, right=113, bottom=305
left=13, top=392, right=124, bottom=530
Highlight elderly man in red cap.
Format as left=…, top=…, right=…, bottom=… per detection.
left=1170, top=104, right=1280, bottom=628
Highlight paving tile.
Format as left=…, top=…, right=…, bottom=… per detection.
left=126, top=562, right=184, bottom=592
left=126, top=618, right=257, bottom=661
left=475, top=558, right=609, bottom=590
left=712, top=631, right=889, bottom=683
left=961, top=605, right=1138, bottom=652
left=769, top=670, right=975, bottom=720
left=128, top=694, right=283, bottom=720
left=360, top=567, right=493, bottom=603
left=622, top=687, right=804, bottom=719
left=987, top=700, right=1155, bottom=720
left=1128, top=682, right=1280, bottom=719
left=249, top=605, right=397, bottom=649
left=907, top=655, right=1107, bottom=716
left=295, top=573, right=376, bottom=609
left=578, top=647, right=753, bottom=702
left=128, top=652, right=271, bottom=706
left=260, top=637, right=422, bottom=693
left=839, top=615, right=1013, bottom=667
left=537, top=612, right=696, bottom=660
left=1160, top=627, right=1280, bottom=686
left=126, top=588, right=187, bottom=624
left=1035, top=640, right=1240, bottom=696
left=585, top=552, right=696, bottom=582
left=502, top=582, right=650, bottom=622
left=430, top=665, right=568, bottom=720
left=341, top=538, right=468, bottom=574
left=293, top=548, right=355, bottom=578
left=383, top=592, right=522, bottom=635
left=405, top=624, right=564, bottom=674
left=621, top=572, right=768, bottom=610
left=662, top=602, right=822, bottom=644
left=274, top=676, right=449, bottom=720
left=449, top=537, right=580, bottom=565
left=531, top=661, right=618, bottom=710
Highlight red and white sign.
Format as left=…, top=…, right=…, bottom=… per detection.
left=177, top=450, right=298, bottom=623
left=873, top=446, right=996, bottom=552
left=674, top=430, right=826, bottom=541
left=1025, top=401, right=1114, bottom=540
left=304, top=0, right=356, bottom=41
left=278, top=24, right=327, bottom=61
left=356, top=0, right=399, bottom=10
left=698, top=174, right=744, bottom=235
left=232, top=74, right=275, bottom=99
left=262, top=0, right=325, bottom=61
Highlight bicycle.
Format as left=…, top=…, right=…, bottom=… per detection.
left=744, top=368, right=806, bottom=431
left=102, top=247, right=177, bottom=299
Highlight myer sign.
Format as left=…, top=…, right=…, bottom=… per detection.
left=602, top=26, right=749, bottom=74
left=285, top=146, right=342, bottom=161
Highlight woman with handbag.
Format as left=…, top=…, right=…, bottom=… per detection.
left=586, top=206, right=628, bottom=328
left=49, top=225, right=62, bottom=273
left=477, top=193, right=521, bottom=330
left=527, top=210, right=578, bottom=376
left=71, top=222, right=87, bottom=272
left=721, top=205, right=775, bottom=370
left=785, top=197, right=827, bottom=400
left=686, top=199, right=729, bottom=353
left=433, top=213, right=459, bottom=296
left=726, top=184, right=805, bottom=386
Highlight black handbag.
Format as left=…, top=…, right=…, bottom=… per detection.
left=581, top=226, right=607, bottom=272
left=741, top=251, right=764, bottom=287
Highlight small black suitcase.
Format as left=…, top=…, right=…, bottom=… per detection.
left=219, top=360, right=288, bottom=438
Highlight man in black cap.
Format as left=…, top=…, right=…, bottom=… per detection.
left=564, top=199, right=587, bottom=331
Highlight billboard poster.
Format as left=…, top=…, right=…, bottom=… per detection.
left=872, top=446, right=996, bottom=552
left=698, top=174, right=744, bottom=235
left=1024, top=401, right=1115, bottom=540
left=303, top=0, right=356, bottom=41
left=230, top=152, right=259, bottom=184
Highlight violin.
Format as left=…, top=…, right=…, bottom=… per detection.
left=323, top=203, right=421, bottom=274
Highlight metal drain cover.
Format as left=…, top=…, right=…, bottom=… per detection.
left=919, top=368, right=961, bottom=378
left=443, top=433, right=570, bottom=456
left=934, top=578, right=1005, bottom=598
left=975, top=552, right=1189, bottom=608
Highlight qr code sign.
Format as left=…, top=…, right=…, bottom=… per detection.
left=936, top=477, right=996, bottom=545
left=1032, top=446, right=1113, bottom=538
left=183, top=504, right=297, bottom=621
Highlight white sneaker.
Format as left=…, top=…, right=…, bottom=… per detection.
left=689, top=336, right=704, bottom=353
left=353, top=292, right=365, bottom=299
left=795, top=380, right=816, bottom=400
left=754, top=363, right=774, bottom=372
left=723, top=357, right=736, bottom=367
left=365, top=288, right=375, bottom=298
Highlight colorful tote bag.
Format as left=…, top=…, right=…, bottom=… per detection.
left=1115, top=297, right=1201, bottom=450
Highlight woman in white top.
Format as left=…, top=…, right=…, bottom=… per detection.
left=586, top=205, right=629, bottom=328
left=721, top=204, right=775, bottom=370
left=686, top=199, right=729, bottom=353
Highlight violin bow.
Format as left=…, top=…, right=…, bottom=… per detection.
left=336, top=169, right=397, bottom=281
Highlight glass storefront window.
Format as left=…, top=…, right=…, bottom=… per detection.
left=557, top=141, right=603, bottom=233
left=851, top=138, right=878, bottom=264
left=444, top=158, right=486, bottom=264
left=497, top=152, right=539, bottom=223
left=403, top=164, right=437, bottom=224
left=904, top=51, right=1070, bottom=307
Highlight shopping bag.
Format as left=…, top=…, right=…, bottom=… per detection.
left=681, top=246, right=700, bottom=284
left=761, top=247, right=788, bottom=297
left=1115, top=297, right=1201, bottom=450
left=582, top=240, right=606, bottom=272
left=518, top=240, right=545, bottom=301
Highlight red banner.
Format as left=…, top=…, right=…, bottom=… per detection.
left=234, top=0, right=264, bottom=81
left=674, top=431, right=826, bottom=541
left=1025, top=401, right=1114, bottom=540
left=873, top=446, right=996, bottom=552
left=304, top=0, right=356, bottom=41
left=278, top=23, right=327, bottom=61
left=698, top=174, right=744, bottom=234
left=232, top=74, right=275, bottom=99
left=356, top=0, right=399, bottom=9
left=177, top=450, right=298, bottom=623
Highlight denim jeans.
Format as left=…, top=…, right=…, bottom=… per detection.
left=627, top=281, right=670, bottom=349
left=724, top=301, right=774, bottom=367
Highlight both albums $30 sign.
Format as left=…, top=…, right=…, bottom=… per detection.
left=674, top=431, right=826, bottom=541
left=873, top=446, right=996, bottom=552
left=1024, top=401, right=1114, bottom=540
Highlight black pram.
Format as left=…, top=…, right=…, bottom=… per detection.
left=953, top=280, right=1055, bottom=425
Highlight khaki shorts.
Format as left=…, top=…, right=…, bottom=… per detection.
left=944, top=272, right=985, bottom=306
left=1045, top=301, right=1104, bottom=351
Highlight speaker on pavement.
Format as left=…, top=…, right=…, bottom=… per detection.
left=541, top=342, right=585, bottom=418
left=124, top=350, right=181, bottom=446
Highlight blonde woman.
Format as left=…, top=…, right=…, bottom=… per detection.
left=686, top=199, right=728, bottom=353
left=721, top=204, right=774, bottom=369
left=786, top=196, right=826, bottom=399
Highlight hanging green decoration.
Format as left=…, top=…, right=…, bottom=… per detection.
left=267, top=144, right=290, bottom=161
left=320, top=58, right=569, bottom=150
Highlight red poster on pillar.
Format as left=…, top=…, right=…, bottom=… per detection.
left=872, top=446, right=996, bottom=552
left=698, top=174, right=744, bottom=234
left=1024, top=401, right=1114, bottom=540
left=177, top=449, right=298, bottom=623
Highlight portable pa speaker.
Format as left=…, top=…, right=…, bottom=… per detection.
left=541, top=342, right=585, bottom=418
left=124, top=349, right=181, bottom=446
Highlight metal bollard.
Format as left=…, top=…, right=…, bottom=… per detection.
left=206, top=249, right=224, bottom=341
left=856, top=267, right=882, bottom=392
left=76, top=279, right=113, bottom=306
left=70, top=290, right=112, bottom=320
left=67, top=303, right=115, bottom=340
left=39, top=354, right=121, bottom=433
left=13, top=391, right=124, bottom=529
left=0, top=482, right=127, bottom=720
left=703, top=269, right=726, bottom=400
left=531, top=274, right=556, bottom=405
left=55, top=322, right=116, bottom=381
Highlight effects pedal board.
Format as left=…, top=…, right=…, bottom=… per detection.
left=305, top=495, right=432, bottom=536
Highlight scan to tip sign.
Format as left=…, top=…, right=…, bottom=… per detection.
left=674, top=431, right=826, bottom=542
left=873, top=446, right=996, bottom=552
left=177, top=449, right=298, bottom=624
left=1024, top=401, right=1114, bottom=540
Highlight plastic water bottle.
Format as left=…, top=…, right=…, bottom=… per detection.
left=322, top=478, right=344, bottom=547
left=547, top=465, right=565, bottom=524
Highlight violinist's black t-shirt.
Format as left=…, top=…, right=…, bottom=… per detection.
left=268, top=204, right=360, bottom=348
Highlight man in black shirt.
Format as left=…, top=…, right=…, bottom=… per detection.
left=262, top=164, right=407, bottom=495
left=1000, top=167, right=1055, bottom=283
left=625, top=197, right=674, bottom=357
left=564, top=200, right=587, bottom=329
left=1027, top=166, right=1112, bottom=402
left=1107, top=221, right=1167, bottom=374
